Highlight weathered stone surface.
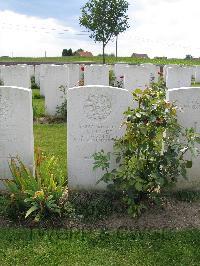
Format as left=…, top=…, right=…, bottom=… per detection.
left=84, top=65, right=109, bottom=86
left=67, top=85, right=131, bottom=190
left=194, top=66, right=200, bottom=83
left=1, top=65, right=30, bottom=88
left=141, top=63, right=160, bottom=83
left=66, top=64, right=80, bottom=88
left=114, top=63, right=129, bottom=79
left=163, top=64, right=178, bottom=81
left=35, top=65, right=41, bottom=86
left=167, top=87, right=200, bottom=189
left=166, top=66, right=191, bottom=89
left=123, top=65, right=151, bottom=92
left=39, top=64, right=49, bottom=96
left=0, top=66, right=5, bottom=84
left=0, top=86, right=34, bottom=185
left=28, top=65, right=34, bottom=79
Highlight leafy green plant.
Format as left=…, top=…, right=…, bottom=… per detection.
left=4, top=148, right=69, bottom=222
left=70, top=191, right=123, bottom=222
left=93, top=81, right=200, bottom=216
left=172, top=190, right=200, bottom=203
left=56, top=85, right=67, bottom=119
left=31, top=76, right=40, bottom=90
left=109, top=70, right=124, bottom=88
left=24, top=191, right=61, bottom=221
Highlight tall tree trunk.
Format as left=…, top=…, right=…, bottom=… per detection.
left=103, top=42, right=105, bottom=64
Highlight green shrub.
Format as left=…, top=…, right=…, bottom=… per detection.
left=31, top=76, right=40, bottom=90
left=56, top=85, right=67, bottom=119
left=4, top=149, right=71, bottom=222
left=109, top=70, right=123, bottom=88
left=93, top=81, right=200, bottom=216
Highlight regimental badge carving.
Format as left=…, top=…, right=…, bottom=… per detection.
left=83, top=94, right=112, bottom=121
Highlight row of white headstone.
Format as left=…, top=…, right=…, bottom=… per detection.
left=1, top=63, right=200, bottom=86
left=0, top=85, right=200, bottom=190
left=1, top=63, right=200, bottom=116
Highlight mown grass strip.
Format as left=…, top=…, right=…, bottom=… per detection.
left=1, top=56, right=200, bottom=66
left=33, top=124, right=67, bottom=176
left=0, top=229, right=200, bottom=265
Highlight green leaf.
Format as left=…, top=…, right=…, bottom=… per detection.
left=135, top=113, right=141, bottom=118
left=135, top=182, right=143, bottom=192
left=24, top=198, right=33, bottom=203
left=195, top=137, right=200, bottom=144
left=181, top=166, right=187, bottom=179
left=116, top=156, right=121, bottom=164
left=25, top=205, right=38, bottom=218
left=134, top=88, right=143, bottom=94
left=186, top=160, right=192, bottom=168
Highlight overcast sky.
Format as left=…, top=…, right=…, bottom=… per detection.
left=0, top=0, right=199, bottom=58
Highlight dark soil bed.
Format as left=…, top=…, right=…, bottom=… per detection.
left=1, top=198, right=200, bottom=230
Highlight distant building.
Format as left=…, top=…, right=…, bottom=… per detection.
left=131, top=53, right=149, bottom=59
left=76, top=51, right=93, bottom=57
left=154, top=56, right=167, bottom=60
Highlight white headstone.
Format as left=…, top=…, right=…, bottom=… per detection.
left=66, top=64, right=80, bottom=88
left=167, top=87, right=200, bottom=189
left=0, top=86, right=34, bottom=185
left=67, top=85, right=131, bottom=190
left=1, top=65, right=30, bottom=88
left=39, top=64, right=49, bottom=96
left=28, top=65, right=34, bottom=78
left=45, top=65, right=68, bottom=116
left=0, top=65, right=5, bottom=84
left=84, top=65, right=109, bottom=86
left=166, top=66, right=192, bottom=89
left=194, top=66, right=200, bottom=83
left=141, top=63, right=160, bottom=83
left=114, top=63, right=129, bottom=79
left=35, top=65, right=41, bottom=86
left=191, top=66, right=197, bottom=80
left=124, top=65, right=151, bottom=92
left=163, top=64, right=178, bottom=81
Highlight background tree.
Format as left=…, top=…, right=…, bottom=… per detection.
left=73, top=48, right=84, bottom=56
left=185, top=54, right=193, bottom=60
left=62, top=49, right=68, bottom=56
left=68, top=48, right=73, bottom=56
left=79, top=0, right=129, bottom=64
left=62, top=48, right=73, bottom=56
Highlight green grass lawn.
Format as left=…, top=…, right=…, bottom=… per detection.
left=33, top=98, right=45, bottom=118
left=191, top=82, right=200, bottom=87
left=32, top=89, right=45, bottom=118
left=1, top=56, right=200, bottom=66
left=0, top=229, right=200, bottom=265
left=34, top=124, right=67, bottom=176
